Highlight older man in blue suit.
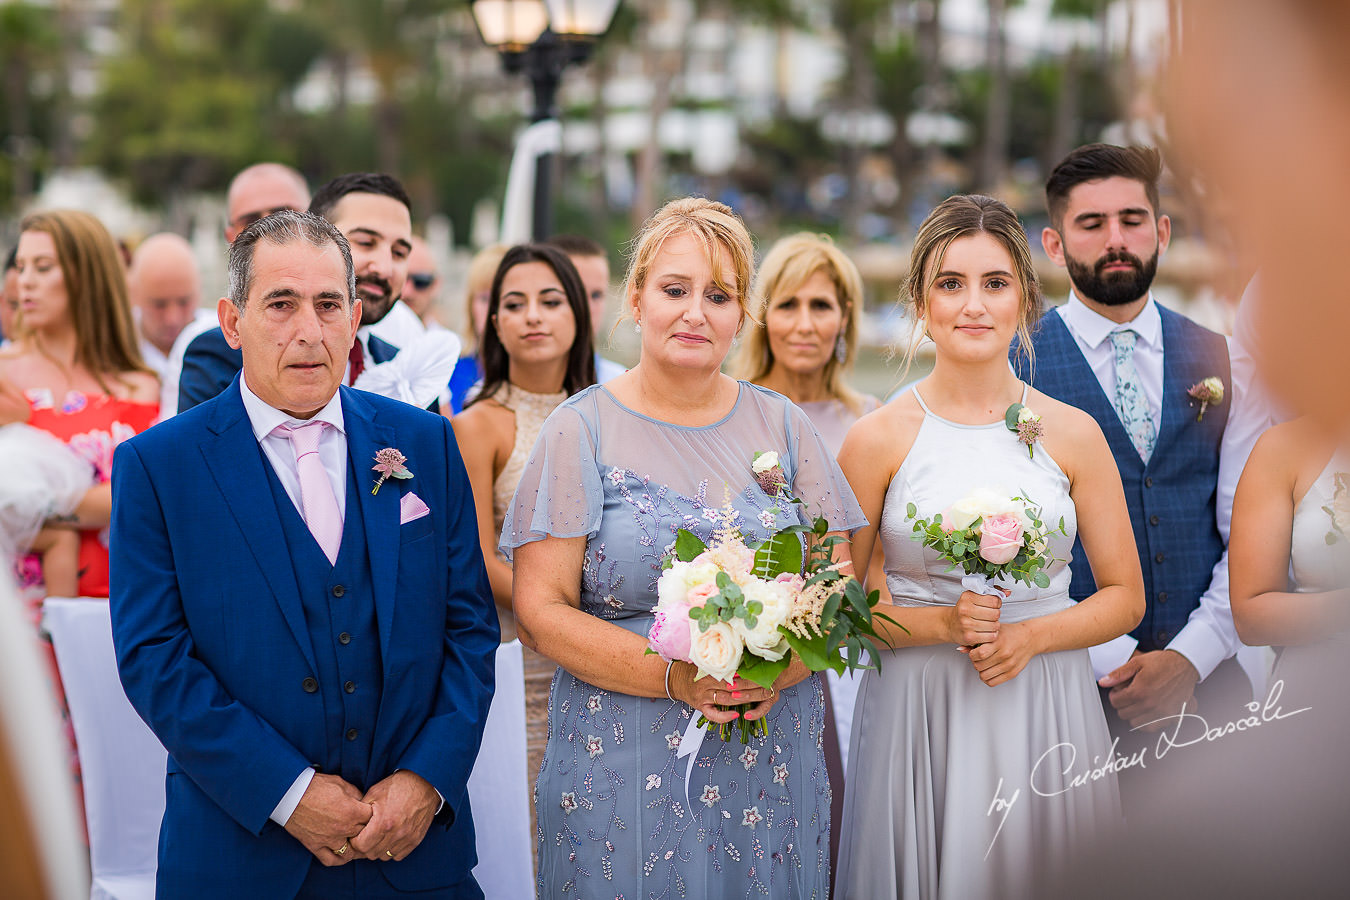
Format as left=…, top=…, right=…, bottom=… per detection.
left=110, top=209, right=497, bottom=898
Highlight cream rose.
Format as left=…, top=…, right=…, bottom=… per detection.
left=689, top=621, right=744, bottom=682
left=752, top=451, right=780, bottom=474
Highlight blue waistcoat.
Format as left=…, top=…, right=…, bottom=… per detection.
left=1012, top=304, right=1230, bottom=650
left=262, top=449, right=384, bottom=788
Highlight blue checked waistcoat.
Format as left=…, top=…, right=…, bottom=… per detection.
left=1012, top=304, right=1231, bottom=650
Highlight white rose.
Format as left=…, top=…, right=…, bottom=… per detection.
left=1017, top=406, right=1039, bottom=424
left=657, top=561, right=692, bottom=609
left=752, top=451, right=780, bottom=474
left=732, top=580, right=792, bottom=661
left=689, top=622, right=744, bottom=682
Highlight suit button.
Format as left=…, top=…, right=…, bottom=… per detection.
left=1145, top=477, right=1154, bottom=488
left=1158, top=591, right=1169, bottom=604
left=1158, top=630, right=1171, bottom=643
left=301, top=677, right=318, bottom=693
left=339, top=632, right=351, bottom=645
left=1149, top=515, right=1159, bottom=526
left=1155, top=552, right=1165, bottom=563
left=346, top=728, right=358, bottom=741
left=344, top=681, right=356, bottom=694
left=333, top=585, right=346, bottom=597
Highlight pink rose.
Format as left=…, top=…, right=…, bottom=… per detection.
left=977, top=513, right=1025, bottom=565
left=938, top=508, right=957, bottom=534
left=687, top=582, right=719, bottom=606
left=648, top=603, right=694, bottom=662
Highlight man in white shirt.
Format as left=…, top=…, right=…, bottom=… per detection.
left=546, top=234, right=627, bottom=382
left=1015, top=144, right=1251, bottom=751
left=125, top=233, right=215, bottom=413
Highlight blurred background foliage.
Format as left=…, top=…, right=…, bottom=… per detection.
left=0, top=0, right=1137, bottom=249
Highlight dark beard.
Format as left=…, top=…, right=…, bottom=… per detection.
left=1065, top=249, right=1159, bottom=307
left=357, top=276, right=397, bottom=325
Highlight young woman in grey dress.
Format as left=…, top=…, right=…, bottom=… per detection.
left=834, top=195, right=1144, bottom=899
left=502, top=198, right=865, bottom=899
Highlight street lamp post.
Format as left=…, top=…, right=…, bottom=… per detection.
left=470, top=0, right=620, bottom=241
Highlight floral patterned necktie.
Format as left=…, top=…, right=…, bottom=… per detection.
left=1110, top=328, right=1155, bottom=462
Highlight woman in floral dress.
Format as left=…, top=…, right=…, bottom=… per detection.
left=502, top=198, right=865, bottom=899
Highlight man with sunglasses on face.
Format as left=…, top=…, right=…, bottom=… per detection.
left=400, top=237, right=448, bottom=332
left=180, top=172, right=450, bottom=414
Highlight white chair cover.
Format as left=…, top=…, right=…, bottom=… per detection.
left=468, top=638, right=535, bottom=899
left=43, top=597, right=163, bottom=900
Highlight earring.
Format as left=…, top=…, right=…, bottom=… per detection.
left=732, top=333, right=741, bottom=348
left=834, top=332, right=847, bottom=365
left=634, top=320, right=641, bottom=333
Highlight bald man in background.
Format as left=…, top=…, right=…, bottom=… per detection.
left=225, top=163, right=311, bottom=244
left=127, top=234, right=216, bottom=418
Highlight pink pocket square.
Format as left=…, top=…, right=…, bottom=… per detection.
left=399, top=492, right=430, bottom=524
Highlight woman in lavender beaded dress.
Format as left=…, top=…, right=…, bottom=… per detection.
left=502, top=198, right=865, bottom=899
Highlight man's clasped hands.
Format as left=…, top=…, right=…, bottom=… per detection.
left=284, top=770, right=441, bottom=867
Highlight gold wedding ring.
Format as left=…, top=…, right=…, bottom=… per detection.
left=386, top=850, right=395, bottom=859
left=335, top=842, right=349, bottom=856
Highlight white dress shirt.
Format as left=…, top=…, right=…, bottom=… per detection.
left=156, top=309, right=218, bottom=421
left=1056, top=293, right=1244, bottom=684
left=366, top=299, right=426, bottom=351
left=240, top=376, right=348, bottom=825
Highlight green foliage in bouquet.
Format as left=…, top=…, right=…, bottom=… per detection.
left=905, top=499, right=1067, bottom=589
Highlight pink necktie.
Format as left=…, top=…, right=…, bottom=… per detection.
left=276, top=421, right=342, bottom=564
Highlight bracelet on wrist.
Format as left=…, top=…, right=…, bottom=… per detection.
left=664, top=660, right=676, bottom=702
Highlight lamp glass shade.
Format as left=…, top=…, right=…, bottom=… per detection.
left=471, top=0, right=549, bottom=48
left=544, top=0, right=620, bottom=37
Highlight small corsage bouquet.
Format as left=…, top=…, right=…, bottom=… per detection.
left=1004, top=402, right=1044, bottom=458
left=371, top=447, right=413, bottom=495
left=647, top=455, right=897, bottom=743
left=906, top=487, right=1066, bottom=599
left=1187, top=377, right=1225, bottom=422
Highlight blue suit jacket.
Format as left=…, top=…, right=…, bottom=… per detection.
left=109, top=379, right=498, bottom=897
left=1013, top=304, right=1230, bottom=649
left=177, top=327, right=399, bottom=414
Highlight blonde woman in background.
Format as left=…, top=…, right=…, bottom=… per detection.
left=732, top=232, right=879, bottom=889
left=734, top=232, right=879, bottom=457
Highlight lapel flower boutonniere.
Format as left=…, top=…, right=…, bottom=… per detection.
left=371, top=447, right=413, bottom=495
left=1004, top=402, right=1044, bottom=458
left=752, top=450, right=788, bottom=496
left=1187, top=377, right=1225, bottom=422
left=1322, top=473, right=1350, bottom=545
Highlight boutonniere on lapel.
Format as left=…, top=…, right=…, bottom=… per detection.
left=1004, top=402, right=1044, bottom=459
left=371, top=447, right=413, bottom=495
left=1186, top=377, right=1225, bottom=422
left=1322, top=473, right=1350, bottom=545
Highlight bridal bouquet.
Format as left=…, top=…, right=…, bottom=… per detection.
left=647, top=453, right=897, bottom=743
left=905, top=487, right=1066, bottom=592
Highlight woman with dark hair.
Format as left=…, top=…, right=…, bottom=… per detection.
left=452, top=242, right=597, bottom=625
left=451, top=244, right=596, bottom=855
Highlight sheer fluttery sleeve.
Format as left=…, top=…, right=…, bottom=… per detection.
left=781, top=396, right=868, bottom=533
left=498, top=400, right=604, bottom=560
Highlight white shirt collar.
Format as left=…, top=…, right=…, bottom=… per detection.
left=240, top=374, right=346, bottom=443
left=1060, top=290, right=1162, bottom=351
